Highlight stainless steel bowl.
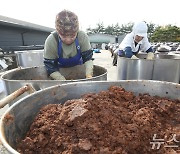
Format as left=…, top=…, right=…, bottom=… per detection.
left=117, top=54, right=180, bottom=83
left=1, top=65, right=107, bottom=104
left=0, top=80, right=179, bottom=154
left=15, top=50, right=44, bottom=68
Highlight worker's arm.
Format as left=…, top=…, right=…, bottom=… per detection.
left=124, top=46, right=133, bottom=58
left=78, top=31, right=93, bottom=78
left=140, top=37, right=154, bottom=60
left=81, top=49, right=93, bottom=78
left=44, top=34, right=65, bottom=80
left=44, top=58, right=58, bottom=75
left=146, top=46, right=153, bottom=53
left=44, top=58, right=66, bottom=80
left=146, top=47, right=154, bottom=60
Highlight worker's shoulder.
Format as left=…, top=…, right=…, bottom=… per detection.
left=45, top=31, right=57, bottom=43
left=77, top=30, right=88, bottom=39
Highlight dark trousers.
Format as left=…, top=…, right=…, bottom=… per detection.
left=113, top=53, right=118, bottom=66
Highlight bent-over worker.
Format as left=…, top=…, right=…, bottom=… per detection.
left=117, top=21, right=154, bottom=60
left=44, top=10, right=93, bottom=80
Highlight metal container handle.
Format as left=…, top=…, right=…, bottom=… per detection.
left=0, top=84, right=36, bottom=108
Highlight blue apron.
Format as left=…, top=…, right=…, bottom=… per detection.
left=57, top=38, right=83, bottom=68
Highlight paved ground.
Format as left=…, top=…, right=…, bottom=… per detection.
left=93, top=50, right=117, bottom=81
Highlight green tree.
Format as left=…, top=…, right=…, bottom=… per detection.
left=104, top=25, right=114, bottom=35
left=113, top=23, right=121, bottom=35
left=119, top=22, right=133, bottom=34
left=86, top=22, right=134, bottom=35
left=86, top=21, right=175, bottom=41
left=96, top=22, right=106, bottom=33
left=151, top=25, right=180, bottom=42
left=86, top=22, right=105, bottom=34
left=146, top=22, right=157, bottom=39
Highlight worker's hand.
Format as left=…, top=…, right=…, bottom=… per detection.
left=146, top=52, right=155, bottom=60
left=131, top=55, right=139, bottom=59
left=85, top=60, right=93, bottom=79
left=86, top=75, right=93, bottom=79
left=50, top=71, right=66, bottom=80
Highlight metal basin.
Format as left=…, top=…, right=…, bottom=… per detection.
left=154, top=54, right=180, bottom=59
left=136, top=53, right=180, bottom=59
left=15, top=50, right=44, bottom=68
left=0, top=80, right=179, bottom=153
left=1, top=65, right=107, bottom=104
left=117, top=54, right=180, bottom=83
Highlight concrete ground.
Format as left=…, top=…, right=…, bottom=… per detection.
left=93, top=50, right=117, bottom=81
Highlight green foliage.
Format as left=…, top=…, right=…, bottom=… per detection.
left=86, top=22, right=133, bottom=35
left=87, top=22, right=180, bottom=42
left=150, top=25, right=180, bottom=42
left=86, top=22, right=156, bottom=36
left=86, top=22, right=105, bottom=34
left=104, top=25, right=114, bottom=35
left=119, top=22, right=133, bottom=35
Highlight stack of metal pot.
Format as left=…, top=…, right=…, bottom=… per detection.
left=117, top=53, right=180, bottom=83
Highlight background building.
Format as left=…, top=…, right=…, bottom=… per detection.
left=88, top=33, right=125, bottom=49
left=0, top=15, right=55, bottom=71
left=0, top=15, right=54, bottom=51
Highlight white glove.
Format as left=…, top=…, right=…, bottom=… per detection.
left=146, top=52, right=154, bottom=60
left=131, top=55, right=139, bottom=59
left=85, top=60, right=93, bottom=78
left=50, top=71, right=66, bottom=80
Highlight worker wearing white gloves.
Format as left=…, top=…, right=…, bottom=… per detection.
left=44, top=10, right=93, bottom=80
left=118, top=21, right=154, bottom=60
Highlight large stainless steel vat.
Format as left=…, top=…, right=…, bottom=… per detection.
left=0, top=65, right=107, bottom=104
left=0, top=80, right=179, bottom=154
left=15, top=50, right=44, bottom=68
left=117, top=54, right=180, bottom=83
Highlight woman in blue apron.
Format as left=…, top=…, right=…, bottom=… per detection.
left=44, top=10, right=93, bottom=80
